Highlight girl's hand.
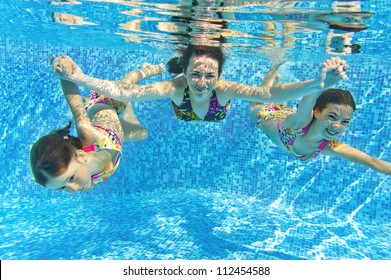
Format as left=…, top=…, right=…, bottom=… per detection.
left=50, top=55, right=84, bottom=82
left=318, top=56, right=349, bottom=89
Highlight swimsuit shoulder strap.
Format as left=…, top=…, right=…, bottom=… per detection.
left=318, top=139, right=329, bottom=151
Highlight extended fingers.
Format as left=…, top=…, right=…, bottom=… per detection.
left=324, top=56, right=349, bottom=76
left=334, top=56, right=349, bottom=72
left=328, top=56, right=349, bottom=69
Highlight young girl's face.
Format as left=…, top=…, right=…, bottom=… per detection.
left=313, top=103, right=354, bottom=140
left=185, top=54, right=219, bottom=100
left=45, top=153, right=93, bottom=193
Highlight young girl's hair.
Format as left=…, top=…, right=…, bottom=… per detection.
left=167, top=44, right=226, bottom=77
left=30, top=122, right=83, bottom=186
left=314, top=88, right=356, bottom=112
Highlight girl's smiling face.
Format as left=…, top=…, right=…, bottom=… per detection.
left=313, top=103, right=354, bottom=140
left=185, top=54, right=219, bottom=100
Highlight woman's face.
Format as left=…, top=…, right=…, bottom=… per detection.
left=313, top=103, right=354, bottom=140
left=45, top=152, right=93, bottom=193
left=185, top=54, right=219, bottom=100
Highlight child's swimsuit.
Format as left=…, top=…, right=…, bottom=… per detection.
left=172, top=86, right=231, bottom=121
left=256, top=103, right=329, bottom=161
left=83, top=92, right=125, bottom=184
left=84, top=91, right=126, bottom=114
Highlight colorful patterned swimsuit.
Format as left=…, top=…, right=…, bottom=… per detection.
left=256, top=103, right=329, bottom=161
left=172, top=86, right=231, bottom=121
left=277, top=120, right=329, bottom=161
left=83, top=92, right=125, bottom=184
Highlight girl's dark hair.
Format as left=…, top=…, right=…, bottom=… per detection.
left=167, top=44, right=226, bottom=77
left=314, top=88, right=356, bottom=112
left=30, top=122, right=83, bottom=186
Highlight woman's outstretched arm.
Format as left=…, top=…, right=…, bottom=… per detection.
left=218, top=57, right=348, bottom=104
left=51, top=55, right=180, bottom=103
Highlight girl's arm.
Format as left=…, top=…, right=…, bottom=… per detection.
left=279, top=90, right=322, bottom=129
left=279, top=56, right=348, bottom=128
left=218, top=57, right=348, bottom=105
left=59, top=79, right=96, bottom=145
left=325, top=141, right=391, bottom=175
left=51, top=55, right=181, bottom=103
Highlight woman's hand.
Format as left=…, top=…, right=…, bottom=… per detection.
left=318, top=56, right=349, bottom=89
left=50, top=55, right=84, bottom=82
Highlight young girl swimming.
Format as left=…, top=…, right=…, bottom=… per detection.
left=249, top=58, right=391, bottom=175
left=30, top=60, right=164, bottom=193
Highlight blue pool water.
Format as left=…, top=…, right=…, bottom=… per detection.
left=0, top=0, right=390, bottom=260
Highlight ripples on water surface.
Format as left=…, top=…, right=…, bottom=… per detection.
left=0, top=0, right=377, bottom=60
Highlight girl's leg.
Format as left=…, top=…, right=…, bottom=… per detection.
left=250, top=62, right=284, bottom=122
left=261, top=61, right=284, bottom=88
left=120, top=103, right=148, bottom=141
left=121, top=63, right=164, bottom=140
left=121, top=63, right=165, bottom=84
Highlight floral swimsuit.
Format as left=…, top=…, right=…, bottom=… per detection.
left=256, top=103, right=329, bottom=161
left=83, top=92, right=124, bottom=184
left=172, top=86, right=231, bottom=121
left=277, top=120, right=329, bottom=161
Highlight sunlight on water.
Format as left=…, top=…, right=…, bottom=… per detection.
left=0, top=0, right=375, bottom=59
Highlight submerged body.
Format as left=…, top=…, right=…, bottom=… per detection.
left=31, top=62, right=164, bottom=193
left=249, top=59, right=391, bottom=175
left=51, top=45, right=347, bottom=123
left=255, top=103, right=330, bottom=161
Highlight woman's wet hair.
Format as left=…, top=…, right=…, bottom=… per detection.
left=314, top=88, right=356, bottom=112
left=30, top=122, right=82, bottom=186
left=167, top=44, right=226, bottom=77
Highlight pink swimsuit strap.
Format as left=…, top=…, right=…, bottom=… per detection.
left=83, top=144, right=98, bottom=153
left=318, top=139, right=329, bottom=151
left=80, top=125, right=122, bottom=185
left=277, top=120, right=329, bottom=161
left=296, top=124, right=328, bottom=151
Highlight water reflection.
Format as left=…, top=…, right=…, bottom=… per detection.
left=48, top=0, right=373, bottom=56
left=48, top=0, right=82, bottom=5
left=51, top=12, right=96, bottom=25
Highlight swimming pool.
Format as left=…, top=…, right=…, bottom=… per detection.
left=0, top=0, right=390, bottom=260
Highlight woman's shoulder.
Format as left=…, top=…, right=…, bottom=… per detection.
left=162, top=75, right=186, bottom=92
left=165, top=76, right=186, bottom=104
